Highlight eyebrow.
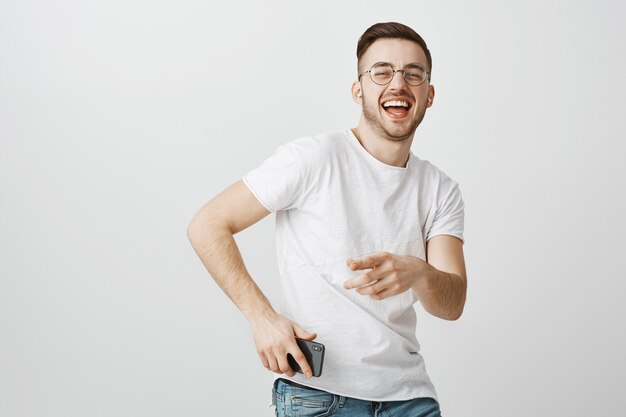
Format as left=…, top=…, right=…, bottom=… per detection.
left=372, top=61, right=427, bottom=69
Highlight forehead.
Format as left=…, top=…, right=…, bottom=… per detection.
left=360, top=38, right=428, bottom=69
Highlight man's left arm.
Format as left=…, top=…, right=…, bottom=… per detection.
left=344, top=234, right=467, bottom=321
left=419, top=234, right=467, bottom=320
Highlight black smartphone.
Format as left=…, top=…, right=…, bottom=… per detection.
left=287, top=338, right=325, bottom=377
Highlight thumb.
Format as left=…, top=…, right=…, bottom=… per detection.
left=293, top=323, right=317, bottom=340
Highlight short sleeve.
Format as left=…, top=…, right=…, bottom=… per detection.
left=425, top=176, right=465, bottom=244
left=242, top=142, right=305, bottom=213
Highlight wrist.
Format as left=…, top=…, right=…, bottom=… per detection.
left=244, top=304, right=277, bottom=325
left=410, top=257, right=435, bottom=295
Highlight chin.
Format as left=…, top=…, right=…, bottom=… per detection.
left=384, top=131, right=413, bottom=142
left=382, top=123, right=417, bottom=141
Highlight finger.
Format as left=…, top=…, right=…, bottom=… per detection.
left=289, top=344, right=313, bottom=378
left=371, top=286, right=395, bottom=300
left=369, top=276, right=404, bottom=299
left=344, top=267, right=387, bottom=289
left=293, top=323, right=317, bottom=341
left=344, top=273, right=376, bottom=289
left=357, top=277, right=389, bottom=295
left=276, top=349, right=296, bottom=377
left=266, top=353, right=280, bottom=374
left=348, top=252, right=387, bottom=270
left=257, top=351, right=270, bottom=370
left=346, top=257, right=373, bottom=269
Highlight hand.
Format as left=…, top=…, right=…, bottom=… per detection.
left=344, top=251, right=430, bottom=300
left=248, top=311, right=317, bottom=378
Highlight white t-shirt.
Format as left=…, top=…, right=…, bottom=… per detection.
left=242, top=128, right=464, bottom=402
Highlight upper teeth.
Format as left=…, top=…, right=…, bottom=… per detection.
left=383, top=100, right=409, bottom=108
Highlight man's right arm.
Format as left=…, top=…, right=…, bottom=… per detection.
left=186, top=179, right=316, bottom=378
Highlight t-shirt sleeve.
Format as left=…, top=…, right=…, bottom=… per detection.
left=425, top=175, right=465, bottom=244
left=241, top=142, right=306, bottom=213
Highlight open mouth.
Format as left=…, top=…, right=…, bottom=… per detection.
left=381, top=99, right=412, bottom=118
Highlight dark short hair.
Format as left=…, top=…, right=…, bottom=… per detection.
left=356, top=22, right=432, bottom=80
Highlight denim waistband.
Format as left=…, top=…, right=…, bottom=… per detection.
left=277, top=377, right=321, bottom=391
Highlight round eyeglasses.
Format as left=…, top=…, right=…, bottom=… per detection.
left=359, top=62, right=430, bottom=86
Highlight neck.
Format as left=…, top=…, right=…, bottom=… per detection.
left=352, top=118, right=414, bottom=168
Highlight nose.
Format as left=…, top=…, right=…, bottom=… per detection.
left=388, top=70, right=408, bottom=90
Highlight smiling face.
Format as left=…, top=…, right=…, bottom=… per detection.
left=354, top=38, right=434, bottom=142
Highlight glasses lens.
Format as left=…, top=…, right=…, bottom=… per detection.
left=370, top=63, right=394, bottom=85
left=403, top=64, right=427, bottom=86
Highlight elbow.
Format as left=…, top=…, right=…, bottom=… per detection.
left=186, top=220, right=201, bottom=251
left=449, top=307, right=464, bottom=321
left=451, top=295, right=467, bottom=320
left=424, top=303, right=464, bottom=321
left=444, top=291, right=466, bottom=321
left=186, top=209, right=208, bottom=246
left=186, top=223, right=197, bottom=245
left=186, top=212, right=230, bottom=246
left=186, top=215, right=201, bottom=243
left=450, top=275, right=467, bottom=321
left=439, top=306, right=463, bottom=321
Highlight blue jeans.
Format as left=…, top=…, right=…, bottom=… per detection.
left=271, top=378, right=442, bottom=417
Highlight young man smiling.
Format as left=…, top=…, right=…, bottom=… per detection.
left=188, top=22, right=466, bottom=416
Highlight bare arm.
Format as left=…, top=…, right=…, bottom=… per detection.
left=186, top=180, right=273, bottom=321
left=186, top=179, right=316, bottom=377
left=344, top=234, right=467, bottom=321
left=421, top=234, right=467, bottom=320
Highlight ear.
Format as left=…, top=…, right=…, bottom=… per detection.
left=351, top=81, right=362, bottom=105
left=426, top=84, right=435, bottom=108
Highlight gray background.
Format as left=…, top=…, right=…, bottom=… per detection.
left=1, top=1, right=625, bottom=416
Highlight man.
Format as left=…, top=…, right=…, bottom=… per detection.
left=187, top=22, right=467, bottom=416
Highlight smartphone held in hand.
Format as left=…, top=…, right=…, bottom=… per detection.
left=287, top=338, right=325, bottom=377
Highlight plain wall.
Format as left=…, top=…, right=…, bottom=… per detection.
left=1, top=1, right=625, bottom=416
